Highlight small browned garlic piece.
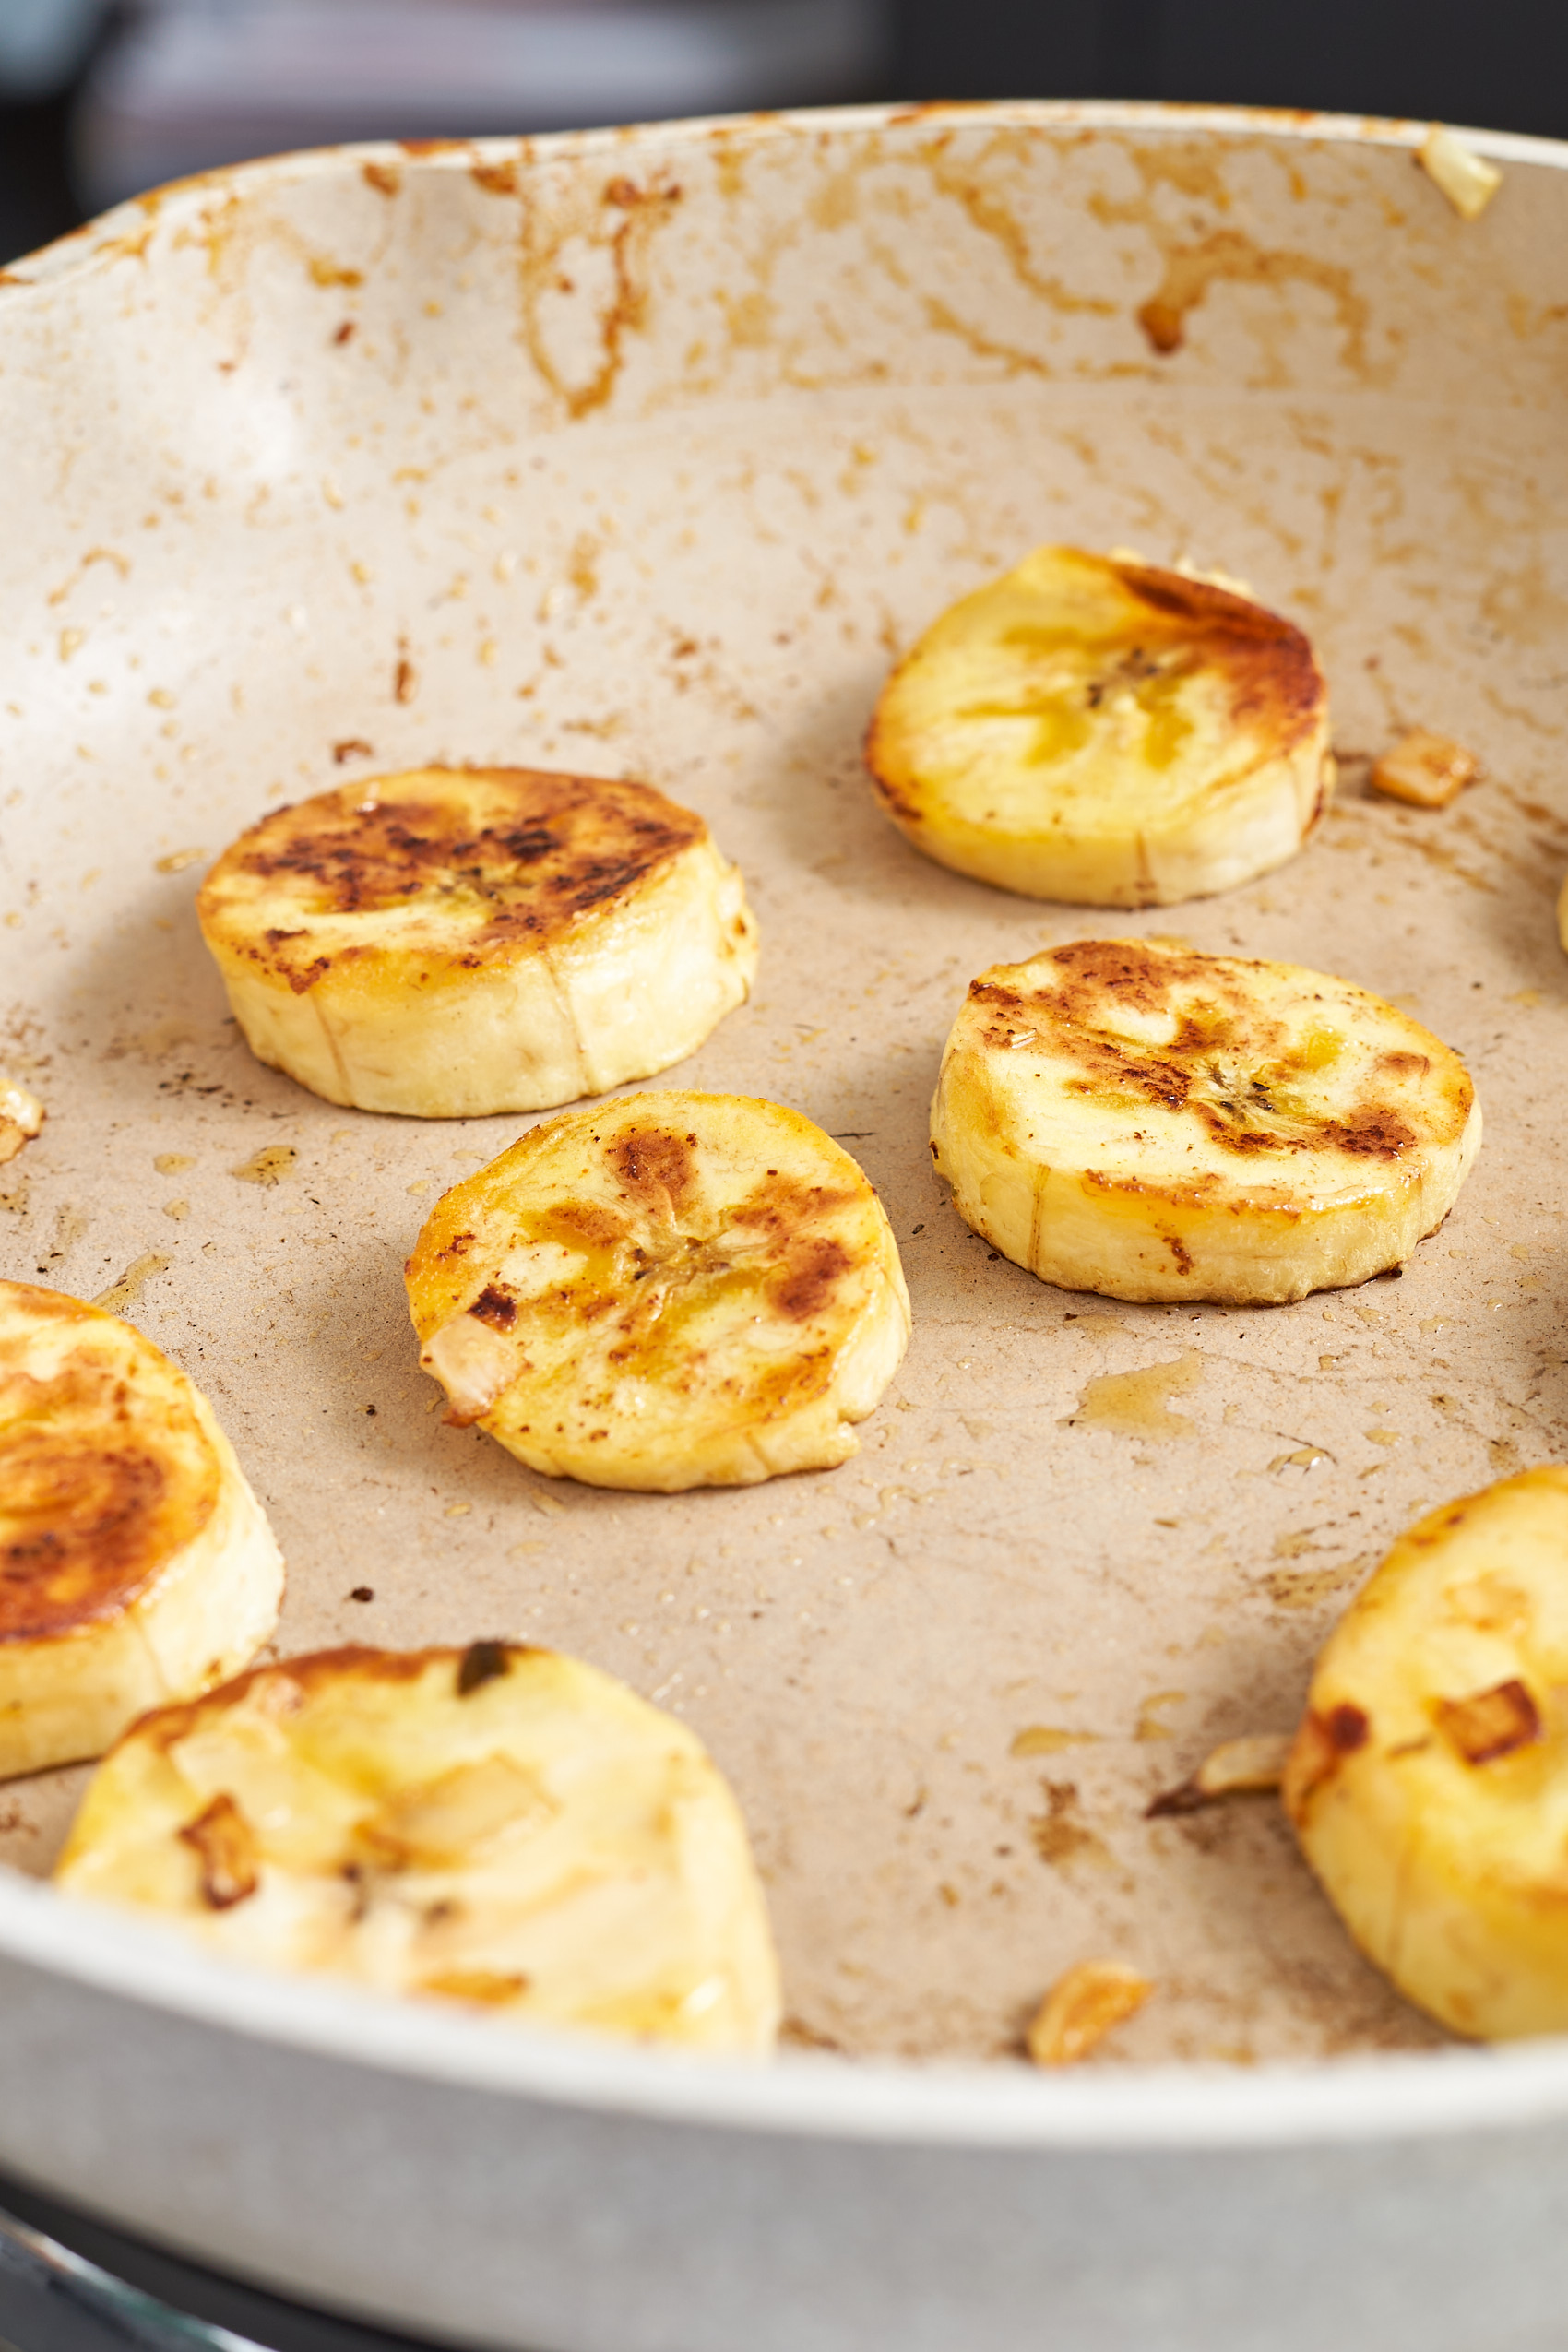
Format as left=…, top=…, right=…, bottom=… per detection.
left=1026, top=1960, right=1154, bottom=2066
left=0, top=1081, right=43, bottom=1167
left=1418, top=128, right=1503, bottom=221
left=1370, top=727, right=1479, bottom=810
left=1146, top=1731, right=1292, bottom=1816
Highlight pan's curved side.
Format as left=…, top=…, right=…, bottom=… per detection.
left=7, top=1928, right=1568, bottom=2352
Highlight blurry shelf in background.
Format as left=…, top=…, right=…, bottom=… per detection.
left=0, top=0, right=106, bottom=98
left=74, top=0, right=891, bottom=210
left=6, top=0, right=1568, bottom=274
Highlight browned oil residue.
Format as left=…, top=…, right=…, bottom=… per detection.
left=1135, top=230, right=1368, bottom=368
left=231, top=1145, right=298, bottom=1187
left=1030, top=1780, right=1113, bottom=1871
left=93, top=1252, right=172, bottom=1312
left=308, top=257, right=362, bottom=290
left=1264, top=1550, right=1372, bottom=1610
left=1068, top=1351, right=1203, bottom=1440
left=471, top=160, right=521, bottom=199
left=519, top=174, right=683, bottom=422
left=918, top=140, right=1117, bottom=320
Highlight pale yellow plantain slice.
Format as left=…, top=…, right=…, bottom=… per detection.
left=56, top=1641, right=781, bottom=2053
left=1286, top=1468, right=1568, bottom=2041
left=0, top=1280, right=283, bottom=1778
left=406, top=1090, right=911, bottom=1491
left=197, top=766, right=758, bottom=1117
left=930, top=939, right=1479, bottom=1304
left=867, top=545, right=1331, bottom=907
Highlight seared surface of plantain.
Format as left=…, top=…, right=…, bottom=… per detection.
left=56, top=1641, right=781, bottom=2052
left=930, top=939, right=1479, bottom=1304
left=407, top=1090, right=910, bottom=1490
left=0, top=1280, right=283, bottom=1777
left=197, top=766, right=758, bottom=1117
left=867, top=546, right=1331, bottom=906
left=1286, top=1468, right=1568, bottom=2040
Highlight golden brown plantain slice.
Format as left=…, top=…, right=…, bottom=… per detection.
left=406, top=1090, right=911, bottom=1491
left=930, top=939, right=1479, bottom=1304
left=867, top=546, right=1331, bottom=907
left=0, top=1280, right=283, bottom=1777
left=1286, top=1468, right=1568, bottom=2040
left=56, top=1641, right=781, bottom=2053
left=197, top=766, right=758, bottom=1116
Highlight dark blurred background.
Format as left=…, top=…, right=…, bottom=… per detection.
left=3, top=0, right=1567, bottom=267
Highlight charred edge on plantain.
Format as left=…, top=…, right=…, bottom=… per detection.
left=457, top=1639, right=511, bottom=1697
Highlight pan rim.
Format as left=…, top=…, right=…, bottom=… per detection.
left=3, top=1864, right=1565, bottom=2149
left=1, top=97, right=1564, bottom=303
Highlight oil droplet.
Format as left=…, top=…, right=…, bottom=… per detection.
left=231, top=1145, right=298, bottom=1186
left=1067, top=1352, right=1203, bottom=1441
left=93, top=1252, right=172, bottom=1312
left=1135, top=1690, right=1186, bottom=1741
left=1011, top=1725, right=1101, bottom=1756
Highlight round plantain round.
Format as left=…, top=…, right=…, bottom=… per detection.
left=197, top=766, right=759, bottom=1118
left=1286, top=1467, right=1568, bottom=2041
left=0, top=1279, right=283, bottom=1777
left=55, top=1641, right=781, bottom=2052
left=867, top=545, right=1332, bottom=908
left=929, top=939, right=1479, bottom=1306
left=406, top=1090, right=911, bottom=1491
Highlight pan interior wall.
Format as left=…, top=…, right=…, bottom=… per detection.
left=2, top=115, right=1565, bottom=2065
